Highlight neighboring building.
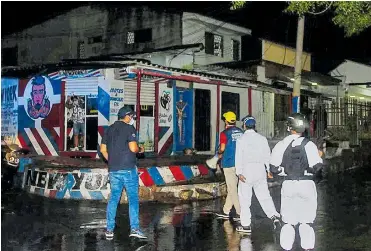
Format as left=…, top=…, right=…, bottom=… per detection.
left=327, top=60, right=371, bottom=143
left=329, top=59, right=371, bottom=100
left=1, top=6, right=249, bottom=69
left=2, top=5, right=182, bottom=66
left=195, top=37, right=342, bottom=138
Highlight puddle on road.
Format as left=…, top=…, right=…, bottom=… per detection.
left=2, top=169, right=371, bottom=251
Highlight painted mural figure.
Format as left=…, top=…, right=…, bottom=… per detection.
left=160, top=91, right=171, bottom=111
left=27, top=76, right=51, bottom=119
left=176, top=94, right=187, bottom=144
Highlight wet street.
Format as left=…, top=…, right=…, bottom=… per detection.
left=2, top=168, right=371, bottom=251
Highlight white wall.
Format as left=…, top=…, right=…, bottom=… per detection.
left=251, top=90, right=274, bottom=138
left=182, top=15, right=247, bottom=66
left=330, top=60, right=371, bottom=100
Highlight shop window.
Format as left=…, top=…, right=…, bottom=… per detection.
left=140, top=105, right=154, bottom=117
left=221, top=92, right=240, bottom=120
left=86, top=94, right=98, bottom=115
left=139, top=105, right=154, bottom=152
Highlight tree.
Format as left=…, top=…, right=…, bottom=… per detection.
left=231, top=1, right=371, bottom=37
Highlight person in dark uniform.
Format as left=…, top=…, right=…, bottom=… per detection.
left=100, top=106, right=147, bottom=240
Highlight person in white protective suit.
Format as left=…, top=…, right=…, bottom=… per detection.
left=235, top=115, right=281, bottom=234
left=270, top=113, right=323, bottom=251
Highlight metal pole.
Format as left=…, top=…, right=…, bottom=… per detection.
left=136, top=69, right=142, bottom=138
left=154, top=81, right=159, bottom=154
left=215, top=82, right=221, bottom=154
left=292, top=16, right=305, bottom=113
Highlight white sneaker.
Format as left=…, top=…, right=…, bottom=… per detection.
left=71, top=147, right=79, bottom=151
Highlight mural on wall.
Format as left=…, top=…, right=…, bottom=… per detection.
left=17, top=75, right=62, bottom=156
left=139, top=116, right=154, bottom=152
left=176, top=94, right=188, bottom=143
left=26, top=76, right=51, bottom=119
left=174, top=86, right=193, bottom=152
left=1, top=78, right=18, bottom=144
left=23, top=164, right=212, bottom=200
left=158, top=83, right=174, bottom=155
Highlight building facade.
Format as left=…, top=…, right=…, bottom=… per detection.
left=2, top=5, right=182, bottom=66
left=2, top=6, right=249, bottom=69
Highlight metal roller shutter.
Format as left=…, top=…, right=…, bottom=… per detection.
left=124, top=80, right=155, bottom=105
left=64, top=78, right=99, bottom=96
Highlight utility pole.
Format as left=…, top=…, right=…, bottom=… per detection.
left=293, top=16, right=305, bottom=113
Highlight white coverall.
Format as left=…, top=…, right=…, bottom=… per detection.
left=270, top=135, right=323, bottom=250
left=235, top=129, right=280, bottom=227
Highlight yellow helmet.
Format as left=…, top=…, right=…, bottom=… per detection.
left=223, top=111, right=237, bottom=123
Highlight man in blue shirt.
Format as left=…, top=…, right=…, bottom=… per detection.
left=215, top=111, right=244, bottom=220
left=100, top=106, right=146, bottom=240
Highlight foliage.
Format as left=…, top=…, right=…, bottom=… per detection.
left=329, top=127, right=350, bottom=141
left=230, top=1, right=246, bottom=10
left=231, top=1, right=371, bottom=37
left=181, top=64, right=194, bottom=70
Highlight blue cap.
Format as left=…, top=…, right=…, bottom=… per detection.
left=241, top=115, right=256, bottom=127
left=117, top=106, right=136, bottom=119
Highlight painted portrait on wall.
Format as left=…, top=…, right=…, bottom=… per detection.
left=25, top=76, right=54, bottom=120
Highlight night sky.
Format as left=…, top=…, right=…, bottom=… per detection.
left=2, top=1, right=371, bottom=72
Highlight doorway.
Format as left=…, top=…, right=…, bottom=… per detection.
left=64, top=94, right=98, bottom=151
left=194, top=89, right=211, bottom=151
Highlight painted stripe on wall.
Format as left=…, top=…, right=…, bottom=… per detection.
left=31, top=128, right=51, bottom=156
left=190, top=165, right=201, bottom=177
left=70, top=191, right=83, bottom=199
left=157, top=166, right=176, bottom=184
left=36, top=128, right=58, bottom=156
left=89, top=191, right=105, bottom=200
left=147, top=166, right=166, bottom=186
left=24, top=128, right=44, bottom=155
left=139, top=169, right=155, bottom=186
left=158, top=127, right=172, bottom=154
left=198, top=164, right=210, bottom=176
left=180, top=166, right=194, bottom=180
left=169, top=166, right=186, bottom=181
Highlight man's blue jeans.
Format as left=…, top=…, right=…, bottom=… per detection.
left=106, top=168, right=139, bottom=231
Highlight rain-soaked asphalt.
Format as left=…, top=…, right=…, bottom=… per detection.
left=2, top=168, right=371, bottom=251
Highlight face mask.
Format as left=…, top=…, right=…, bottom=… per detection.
left=129, top=117, right=135, bottom=125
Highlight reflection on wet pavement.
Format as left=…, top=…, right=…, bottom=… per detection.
left=2, top=168, right=371, bottom=251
